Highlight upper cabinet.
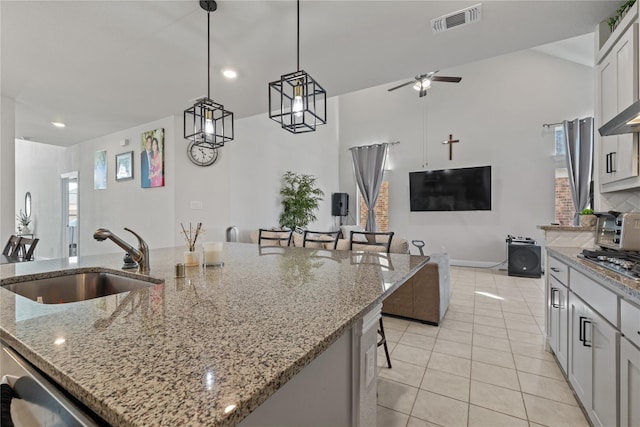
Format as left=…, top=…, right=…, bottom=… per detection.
left=596, top=5, right=640, bottom=191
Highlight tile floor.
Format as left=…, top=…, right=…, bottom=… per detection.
left=376, top=266, right=590, bottom=427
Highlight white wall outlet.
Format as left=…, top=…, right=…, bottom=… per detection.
left=365, top=345, right=376, bottom=387
left=190, top=201, right=203, bottom=210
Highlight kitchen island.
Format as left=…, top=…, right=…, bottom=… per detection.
left=0, top=243, right=429, bottom=426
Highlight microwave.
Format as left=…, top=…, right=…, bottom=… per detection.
left=595, top=212, right=640, bottom=251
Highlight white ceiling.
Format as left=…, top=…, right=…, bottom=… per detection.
left=1, top=1, right=618, bottom=147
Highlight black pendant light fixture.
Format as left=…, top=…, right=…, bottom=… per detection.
left=268, top=0, right=326, bottom=134
left=184, top=0, right=234, bottom=148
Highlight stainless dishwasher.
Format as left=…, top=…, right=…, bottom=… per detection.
left=1, top=340, right=101, bottom=426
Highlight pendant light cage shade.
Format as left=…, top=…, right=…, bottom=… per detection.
left=269, top=70, right=327, bottom=134
left=184, top=97, right=234, bottom=148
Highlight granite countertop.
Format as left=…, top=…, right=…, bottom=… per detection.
left=538, top=225, right=595, bottom=231
left=0, top=243, right=428, bottom=426
left=546, top=246, right=640, bottom=304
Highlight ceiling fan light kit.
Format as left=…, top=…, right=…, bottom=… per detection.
left=388, top=71, right=461, bottom=98
left=268, top=0, right=327, bottom=134
left=184, top=0, right=234, bottom=149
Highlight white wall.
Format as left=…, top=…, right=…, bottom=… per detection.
left=14, top=139, right=68, bottom=259
left=338, top=49, right=594, bottom=265
left=1, top=96, right=16, bottom=241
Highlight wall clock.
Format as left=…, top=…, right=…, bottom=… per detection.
left=187, top=141, right=219, bottom=166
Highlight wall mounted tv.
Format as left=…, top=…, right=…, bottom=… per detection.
left=409, top=166, right=491, bottom=212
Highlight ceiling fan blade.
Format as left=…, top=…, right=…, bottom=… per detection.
left=431, top=76, right=462, bottom=83
left=387, top=81, right=416, bottom=91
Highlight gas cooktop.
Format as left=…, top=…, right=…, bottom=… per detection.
left=579, top=248, right=640, bottom=281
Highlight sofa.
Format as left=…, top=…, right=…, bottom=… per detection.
left=249, top=229, right=450, bottom=325
left=381, top=253, right=451, bottom=325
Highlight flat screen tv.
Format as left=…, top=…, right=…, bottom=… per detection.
left=409, top=166, right=491, bottom=211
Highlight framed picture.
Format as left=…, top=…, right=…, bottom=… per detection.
left=94, top=149, right=107, bottom=190
left=140, top=128, right=165, bottom=188
left=115, top=151, right=134, bottom=181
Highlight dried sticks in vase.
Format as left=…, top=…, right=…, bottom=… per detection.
left=181, top=222, right=203, bottom=252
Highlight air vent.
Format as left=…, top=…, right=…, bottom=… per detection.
left=431, top=3, right=482, bottom=33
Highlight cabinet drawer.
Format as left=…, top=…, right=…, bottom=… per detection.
left=621, top=299, right=640, bottom=348
left=570, top=268, right=618, bottom=327
left=548, top=256, right=569, bottom=285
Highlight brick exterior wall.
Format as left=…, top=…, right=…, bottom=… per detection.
left=359, top=181, right=389, bottom=232
left=555, top=177, right=574, bottom=225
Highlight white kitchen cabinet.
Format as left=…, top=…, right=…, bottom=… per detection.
left=597, top=22, right=639, bottom=187
left=548, top=275, right=569, bottom=374
left=620, top=337, right=640, bottom=427
left=568, top=292, right=619, bottom=427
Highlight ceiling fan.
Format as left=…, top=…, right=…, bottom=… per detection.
left=387, top=71, right=462, bottom=97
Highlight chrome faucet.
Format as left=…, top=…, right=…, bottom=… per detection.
left=93, top=227, right=150, bottom=273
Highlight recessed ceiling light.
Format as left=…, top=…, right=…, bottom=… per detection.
left=222, top=69, right=237, bottom=79
left=51, top=121, right=66, bottom=128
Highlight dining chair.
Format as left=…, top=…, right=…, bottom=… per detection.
left=349, top=230, right=395, bottom=369
left=349, top=231, right=394, bottom=253
left=14, top=237, right=39, bottom=260
left=258, top=229, right=293, bottom=247
left=302, top=230, right=340, bottom=250
left=2, top=235, right=22, bottom=257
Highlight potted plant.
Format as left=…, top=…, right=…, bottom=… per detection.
left=608, top=0, right=636, bottom=32
left=579, top=208, right=597, bottom=227
left=16, top=209, right=31, bottom=234
left=279, top=171, right=324, bottom=230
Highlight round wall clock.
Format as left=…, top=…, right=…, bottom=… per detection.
left=187, top=141, right=219, bottom=166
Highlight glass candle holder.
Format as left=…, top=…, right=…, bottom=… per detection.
left=184, top=250, right=199, bottom=267
left=203, top=242, right=223, bottom=267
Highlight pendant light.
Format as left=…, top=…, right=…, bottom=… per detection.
left=184, top=0, right=234, bottom=148
left=268, top=0, right=326, bottom=134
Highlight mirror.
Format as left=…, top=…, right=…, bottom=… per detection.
left=25, top=192, right=32, bottom=218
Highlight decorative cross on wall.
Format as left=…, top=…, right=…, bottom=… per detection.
left=442, top=134, right=460, bottom=160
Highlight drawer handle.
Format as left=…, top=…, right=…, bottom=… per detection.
left=579, top=316, right=592, bottom=348
left=551, top=288, right=560, bottom=308
left=550, top=267, right=561, bottom=273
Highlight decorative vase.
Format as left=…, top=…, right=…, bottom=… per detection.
left=579, top=214, right=597, bottom=228
left=21, top=225, right=30, bottom=234
left=184, top=250, right=199, bottom=267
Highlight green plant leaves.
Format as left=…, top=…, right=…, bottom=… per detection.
left=279, top=171, right=324, bottom=230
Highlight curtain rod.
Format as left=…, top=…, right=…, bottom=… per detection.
left=348, top=141, right=400, bottom=151
left=542, top=122, right=563, bottom=128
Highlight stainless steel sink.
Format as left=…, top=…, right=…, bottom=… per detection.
left=1, top=270, right=162, bottom=304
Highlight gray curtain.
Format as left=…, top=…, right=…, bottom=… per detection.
left=351, top=143, right=389, bottom=232
left=563, top=118, right=594, bottom=225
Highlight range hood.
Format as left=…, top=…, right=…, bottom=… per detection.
left=599, top=99, right=640, bottom=136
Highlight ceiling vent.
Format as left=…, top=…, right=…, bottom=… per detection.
left=431, top=3, right=482, bottom=33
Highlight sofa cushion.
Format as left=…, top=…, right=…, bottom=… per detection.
left=340, top=225, right=367, bottom=242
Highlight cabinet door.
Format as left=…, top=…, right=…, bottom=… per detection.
left=590, top=309, right=619, bottom=427
left=556, top=285, right=569, bottom=375
left=568, top=293, right=593, bottom=408
left=620, top=337, right=640, bottom=427
left=599, top=55, right=619, bottom=184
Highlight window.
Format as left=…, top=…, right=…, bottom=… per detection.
left=358, top=175, right=389, bottom=232
left=553, top=126, right=573, bottom=225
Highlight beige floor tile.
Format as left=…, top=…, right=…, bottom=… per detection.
left=385, top=328, right=404, bottom=343
left=379, top=359, right=426, bottom=388
left=405, top=322, right=440, bottom=337
left=507, top=329, right=543, bottom=344
left=427, top=352, right=471, bottom=378
left=377, top=406, right=410, bottom=427
left=384, top=316, right=412, bottom=332
left=471, top=360, right=520, bottom=391
left=468, top=404, right=528, bottom=427
left=472, top=346, right=515, bottom=369
left=433, top=339, right=472, bottom=359
left=392, top=343, right=431, bottom=367
left=406, top=416, right=442, bottom=427
left=472, top=334, right=511, bottom=352
left=377, top=377, right=419, bottom=414
left=399, top=332, right=437, bottom=350
left=444, top=310, right=475, bottom=323
left=502, top=312, right=537, bottom=324
left=473, top=314, right=506, bottom=328
left=474, top=301, right=502, bottom=312
left=437, top=328, right=473, bottom=345
left=509, top=341, right=554, bottom=361
left=420, top=368, right=470, bottom=402
left=469, top=380, right=527, bottom=419
left=517, top=371, right=578, bottom=406
left=411, top=390, right=469, bottom=427
left=513, top=354, right=564, bottom=380
left=440, top=319, right=474, bottom=333
left=500, top=302, right=531, bottom=314
left=473, top=307, right=503, bottom=319
left=523, top=393, right=590, bottom=427
left=473, top=324, right=509, bottom=340
left=504, top=319, right=543, bottom=334
left=448, top=303, right=474, bottom=314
